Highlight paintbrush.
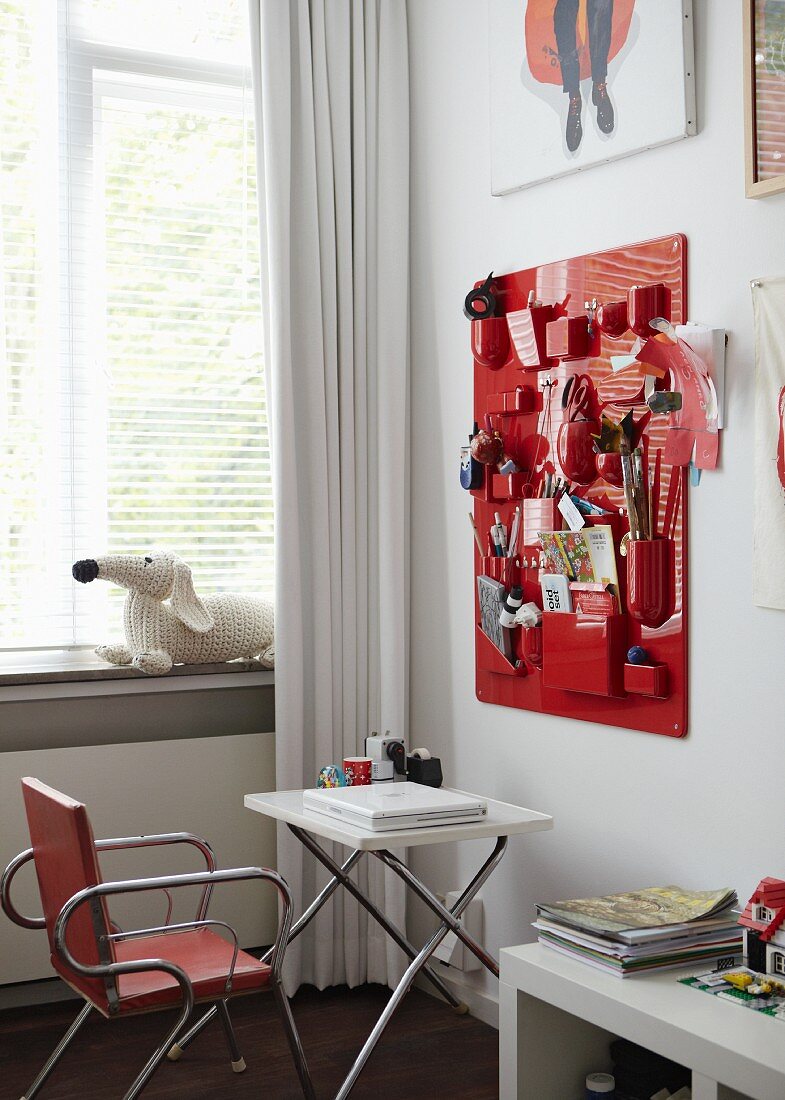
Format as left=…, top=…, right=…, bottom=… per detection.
left=620, top=439, right=639, bottom=540
left=662, top=466, right=680, bottom=541
left=651, top=449, right=662, bottom=538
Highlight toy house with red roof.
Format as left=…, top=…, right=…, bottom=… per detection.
left=739, top=878, right=785, bottom=976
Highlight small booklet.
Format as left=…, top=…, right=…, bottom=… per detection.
left=537, top=525, right=619, bottom=590
left=477, top=575, right=512, bottom=658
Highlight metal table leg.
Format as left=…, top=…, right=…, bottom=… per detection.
left=334, top=835, right=509, bottom=1100
left=375, top=846, right=502, bottom=976
left=287, top=825, right=466, bottom=1012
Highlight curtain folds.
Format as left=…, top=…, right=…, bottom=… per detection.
left=248, top=0, right=410, bottom=994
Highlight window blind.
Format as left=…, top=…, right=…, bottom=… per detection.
left=0, top=0, right=272, bottom=655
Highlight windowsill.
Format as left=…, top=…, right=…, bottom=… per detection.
left=0, top=660, right=274, bottom=702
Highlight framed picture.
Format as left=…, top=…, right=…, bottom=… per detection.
left=489, top=1, right=697, bottom=195
left=744, top=0, right=785, bottom=198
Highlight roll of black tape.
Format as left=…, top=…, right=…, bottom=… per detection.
left=463, top=272, right=496, bottom=320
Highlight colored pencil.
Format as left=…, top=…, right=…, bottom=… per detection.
left=467, top=512, right=484, bottom=555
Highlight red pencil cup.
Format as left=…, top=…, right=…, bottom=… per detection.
left=627, top=283, right=671, bottom=338
left=471, top=317, right=509, bottom=370
left=343, top=757, right=372, bottom=786
left=522, top=626, right=543, bottom=671
left=522, top=499, right=561, bottom=548
left=595, top=451, right=624, bottom=487
left=626, top=539, right=674, bottom=629
left=596, top=299, right=629, bottom=339
left=557, top=419, right=599, bottom=486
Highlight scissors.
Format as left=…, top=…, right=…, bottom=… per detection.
left=562, top=372, right=594, bottom=422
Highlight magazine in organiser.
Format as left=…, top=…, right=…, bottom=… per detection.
left=302, top=782, right=488, bottom=832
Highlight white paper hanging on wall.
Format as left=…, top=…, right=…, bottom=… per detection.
left=752, top=278, right=785, bottom=611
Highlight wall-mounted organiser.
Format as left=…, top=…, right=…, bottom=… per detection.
left=468, top=235, right=700, bottom=738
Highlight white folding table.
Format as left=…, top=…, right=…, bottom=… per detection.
left=237, top=787, right=553, bottom=1099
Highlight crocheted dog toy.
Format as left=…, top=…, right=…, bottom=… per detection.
left=72, top=550, right=274, bottom=676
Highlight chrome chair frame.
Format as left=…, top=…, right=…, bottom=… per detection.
left=2, top=832, right=315, bottom=1100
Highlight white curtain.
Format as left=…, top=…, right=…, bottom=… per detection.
left=248, top=0, right=410, bottom=994
left=752, top=277, right=785, bottom=610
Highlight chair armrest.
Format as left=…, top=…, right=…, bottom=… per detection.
left=1, top=849, right=45, bottom=929
left=54, top=866, right=294, bottom=991
left=94, top=833, right=218, bottom=922
left=2, top=833, right=218, bottom=932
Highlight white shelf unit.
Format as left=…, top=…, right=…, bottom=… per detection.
left=500, top=943, right=785, bottom=1100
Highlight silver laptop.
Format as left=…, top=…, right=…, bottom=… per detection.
left=302, top=782, right=488, bottom=832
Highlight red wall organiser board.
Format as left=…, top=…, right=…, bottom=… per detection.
left=470, top=235, right=689, bottom=738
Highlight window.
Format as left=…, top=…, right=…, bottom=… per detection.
left=0, top=0, right=271, bottom=662
left=775, top=953, right=785, bottom=976
left=758, top=906, right=774, bottom=924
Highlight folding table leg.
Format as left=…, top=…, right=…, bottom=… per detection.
left=334, top=835, right=509, bottom=1100
left=289, top=825, right=467, bottom=1012
left=376, top=845, right=506, bottom=975
left=260, top=847, right=367, bottom=963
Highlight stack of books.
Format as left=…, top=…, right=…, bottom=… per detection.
left=534, top=886, right=742, bottom=978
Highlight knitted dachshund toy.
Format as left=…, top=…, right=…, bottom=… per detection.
left=72, top=551, right=274, bottom=676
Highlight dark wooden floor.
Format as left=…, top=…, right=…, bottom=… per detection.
left=1, top=984, right=499, bottom=1099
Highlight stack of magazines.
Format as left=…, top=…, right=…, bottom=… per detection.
left=534, top=886, right=742, bottom=978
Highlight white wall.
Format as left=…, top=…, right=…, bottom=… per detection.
left=407, top=0, right=785, bottom=1007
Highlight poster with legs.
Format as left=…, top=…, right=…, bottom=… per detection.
left=489, top=0, right=696, bottom=194
left=752, top=277, right=785, bottom=610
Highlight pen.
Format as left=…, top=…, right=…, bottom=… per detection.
left=508, top=505, right=521, bottom=559
left=494, top=511, right=508, bottom=554
left=491, top=524, right=503, bottom=556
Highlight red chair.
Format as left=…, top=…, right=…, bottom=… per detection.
left=1, top=778, right=315, bottom=1100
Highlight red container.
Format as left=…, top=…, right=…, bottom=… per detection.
left=596, top=299, right=629, bottom=339
left=522, top=499, right=561, bottom=547
left=492, top=471, right=530, bottom=500
left=623, top=662, right=669, bottom=698
left=627, top=539, right=674, bottom=629
left=471, top=317, right=510, bottom=369
left=627, top=283, right=672, bottom=338
left=481, top=555, right=521, bottom=588
left=542, top=612, right=627, bottom=697
left=522, top=625, right=543, bottom=671
left=475, top=624, right=527, bottom=677
left=557, top=419, right=599, bottom=485
left=343, top=757, right=372, bottom=785
left=486, top=386, right=536, bottom=416
left=545, top=315, right=590, bottom=361
left=595, top=451, right=624, bottom=487
left=507, top=304, right=554, bottom=371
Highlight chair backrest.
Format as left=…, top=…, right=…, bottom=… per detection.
left=21, top=778, right=112, bottom=998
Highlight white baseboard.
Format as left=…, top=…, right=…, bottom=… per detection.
left=414, top=960, right=499, bottom=1030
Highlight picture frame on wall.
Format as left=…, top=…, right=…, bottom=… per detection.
left=489, top=0, right=697, bottom=195
left=744, top=0, right=785, bottom=198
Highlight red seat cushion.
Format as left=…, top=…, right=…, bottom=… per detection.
left=54, top=928, right=271, bottom=1014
